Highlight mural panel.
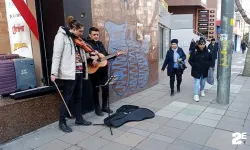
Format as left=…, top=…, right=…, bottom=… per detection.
left=92, top=0, right=159, bottom=101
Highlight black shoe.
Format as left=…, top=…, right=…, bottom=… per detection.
left=95, top=108, right=104, bottom=116
left=102, top=107, right=113, bottom=113
left=59, top=122, right=72, bottom=133
left=170, top=92, right=174, bottom=96
left=75, top=119, right=92, bottom=126
left=177, top=88, right=180, bottom=93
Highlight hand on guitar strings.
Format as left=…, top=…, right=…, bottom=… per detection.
left=92, top=60, right=98, bottom=67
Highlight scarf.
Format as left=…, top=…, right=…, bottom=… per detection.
left=172, top=47, right=178, bottom=63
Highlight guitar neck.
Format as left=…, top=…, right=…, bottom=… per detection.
left=100, top=53, right=117, bottom=61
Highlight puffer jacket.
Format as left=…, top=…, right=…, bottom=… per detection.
left=188, top=46, right=212, bottom=79
left=51, top=26, right=88, bottom=80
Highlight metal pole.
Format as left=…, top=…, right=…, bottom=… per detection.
left=216, top=0, right=234, bottom=105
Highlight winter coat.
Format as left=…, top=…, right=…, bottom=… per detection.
left=51, top=26, right=88, bottom=80
left=188, top=46, right=212, bottom=79
left=208, top=43, right=219, bottom=59
left=161, top=47, right=186, bottom=76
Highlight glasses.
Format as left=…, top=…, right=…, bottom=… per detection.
left=198, top=43, right=205, bottom=45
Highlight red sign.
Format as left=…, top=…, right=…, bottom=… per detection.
left=12, top=24, right=24, bottom=34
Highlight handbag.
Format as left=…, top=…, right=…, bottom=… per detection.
left=179, top=61, right=187, bottom=70
left=207, top=67, right=214, bottom=85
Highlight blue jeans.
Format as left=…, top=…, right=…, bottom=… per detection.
left=194, top=76, right=207, bottom=95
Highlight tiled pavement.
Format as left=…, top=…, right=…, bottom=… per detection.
left=1, top=52, right=250, bottom=150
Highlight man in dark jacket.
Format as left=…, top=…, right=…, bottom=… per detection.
left=161, top=39, right=186, bottom=96
left=207, top=38, right=218, bottom=68
left=188, top=39, right=212, bottom=102
left=85, top=27, right=121, bottom=116
left=241, top=42, right=247, bottom=54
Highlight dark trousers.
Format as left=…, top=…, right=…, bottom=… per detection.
left=170, top=68, right=182, bottom=92
left=242, top=49, right=246, bottom=54
left=211, top=58, right=216, bottom=68
left=59, top=73, right=83, bottom=123
left=89, top=67, right=109, bottom=110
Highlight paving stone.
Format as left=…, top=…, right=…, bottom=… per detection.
left=201, top=146, right=217, bottom=150
left=225, top=110, right=248, bottom=119
left=145, top=116, right=170, bottom=125
left=58, top=130, right=91, bottom=145
left=155, top=126, right=184, bottom=138
left=185, top=124, right=215, bottom=135
left=205, top=129, right=237, bottom=150
left=194, top=118, right=219, bottom=127
left=76, top=125, right=105, bottom=135
left=135, top=138, right=170, bottom=150
left=65, top=146, right=85, bottom=150
left=186, top=104, right=207, bottom=111
left=220, top=116, right=245, bottom=126
left=244, top=120, right=250, bottom=127
left=173, top=113, right=198, bottom=122
left=169, top=101, right=189, bottom=108
left=134, top=121, right=160, bottom=132
left=114, top=132, right=146, bottom=147
left=16, top=126, right=66, bottom=149
left=165, top=119, right=191, bottom=130
left=99, top=142, right=132, bottom=150
left=192, top=101, right=211, bottom=107
left=229, top=105, right=250, bottom=113
left=95, top=128, right=125, bottom=141
left=77, top=135, right=110, bottom=150
left=179, top=108, right=203, bottom=116
left=208, top=103, right=229, bottom=110
left=204, top=107, right=226, bottom=115
left=216, top=121, right=243, bottom=132
left=162, top=104, right=185, bottom=112
left=127, top=128, right=151, bottom=137
left=168, top=139, right=203, bottom=150
left=34, top=139, right=71, bottom=150
left=149, top=133, right=175, bottom=143
left=155, top=109, right=178, bottom=118
left=147, top=99, right=172, bottom=109
left=242, top=126, right=250, bottom=134
left=237, top=145, right=250, bottom=150
left=179, top=125, right=214, bottom=145
left=0, top=141, right=32, bottom=150
left=199, top=112, right=223, bottom=121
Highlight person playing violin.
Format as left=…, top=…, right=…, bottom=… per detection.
left=50, top=16, right=92, bottom=133
left=85, top=27, right=122, bottom=116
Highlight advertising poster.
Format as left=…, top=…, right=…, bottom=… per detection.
left=5, top=0, right=33, bottom=58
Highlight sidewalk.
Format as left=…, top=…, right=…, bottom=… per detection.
left=1, top=52, right=250, bottom=150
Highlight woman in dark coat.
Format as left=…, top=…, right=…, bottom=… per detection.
left=161, top=39, right=186, bottom=96
left=188, top=39, right=212, bottom=102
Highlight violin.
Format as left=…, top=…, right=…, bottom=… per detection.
left=74, top=37, right=95, bottom=53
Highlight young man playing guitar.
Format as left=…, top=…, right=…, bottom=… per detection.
left=85, top=27, right=123, bottom=116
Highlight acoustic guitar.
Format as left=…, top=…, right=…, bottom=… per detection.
left=88, top=50, right=127, bottom=74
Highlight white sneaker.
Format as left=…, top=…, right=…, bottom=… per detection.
left=194, top=95, right=199, bottom=102
left=200, top=90, right=205, bottom=97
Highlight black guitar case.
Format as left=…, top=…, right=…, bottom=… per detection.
left=104, top=105, right=155, bottom=127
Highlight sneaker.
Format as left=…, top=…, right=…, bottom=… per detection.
left=194, top=95, right=199, bottom=102
left=200, top=90, right=205, bottom=97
